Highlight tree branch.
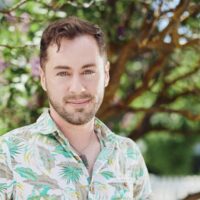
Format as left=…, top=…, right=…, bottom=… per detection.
left=132, top=124, right=200, bottom=137
left=181, top=39, right=200, bottom=48
left=115, top=105, right=200, bottom=121
left=121, top=104, right=200, bottom=140
left=139, top=0, right=165, bottom=47
left=181, top=3, right=200, bottom=22
left=99, top=40, right=138, bottom=115
left=124, top=53, right=168, bottom=105
left=158, top=89, right=200, bottom=105
left=164, top=61, right=200, bottom=89
left=0, top=0, right=28, bottom=13
left=9, top=0, right=28, bottom=12
left=0, top=44, right=36, bottom=49
left=159, top=0, right=190, bottom=40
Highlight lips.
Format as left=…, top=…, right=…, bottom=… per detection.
left=67, top=99, right=91, bottom=104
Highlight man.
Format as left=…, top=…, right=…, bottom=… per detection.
left=0, top=17, right=152, bottom=199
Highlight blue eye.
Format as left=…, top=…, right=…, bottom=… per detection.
left=57, top=72, right=70, bottom=76
left=83, top=70, right=95, bottom=75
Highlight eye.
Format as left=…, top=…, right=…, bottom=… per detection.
left=82, top=70, right=95, bottom=75
left=56, top=71, right=70, bottom=76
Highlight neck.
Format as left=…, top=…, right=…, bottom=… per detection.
left=49, top=106, right=95, bottom=145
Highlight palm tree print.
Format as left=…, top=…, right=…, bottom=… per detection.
left=0, top=183, right=7, bottom=194
left=59, top=162, right=83, bottom=183
left=5, top=137, right=23, bottom=159
left=100, top=171, right=115, bottom=180
left=54, top=145, right=73, bottom=158
left=15, top=167, right=38, bottom=181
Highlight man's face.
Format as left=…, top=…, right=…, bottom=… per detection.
left=40, top=35, right=109, bottom=125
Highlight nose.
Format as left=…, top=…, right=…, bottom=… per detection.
left=68, top=75, right=86, bottom=93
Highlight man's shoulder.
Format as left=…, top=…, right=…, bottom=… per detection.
left=112, top=133, right=134, bottom=144
left=111, top=133, right=140, bottom=152
left=96, top=118, right=138, bottom=150
left=108, top=133, right=144, bottom=166
left=0, top=122, right=38, bottom=143
left=0, top=110, right=55, bottom=143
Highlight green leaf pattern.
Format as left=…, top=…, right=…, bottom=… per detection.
left=0, top=111, right=151, bottom=199
left=100, top=171, right=115, bottom=180
left=0, top=183, right=7, bottom=193
left=15, top=167, right=38, bottom=181
left=59, top=162, right=83, bottom=183
left=5, top=137, right=23, bottom=159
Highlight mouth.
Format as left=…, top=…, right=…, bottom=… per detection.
left=66, top=98, right=92, bottom=105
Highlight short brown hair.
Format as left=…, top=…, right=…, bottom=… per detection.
left=40, top=16, right=107, bottom=68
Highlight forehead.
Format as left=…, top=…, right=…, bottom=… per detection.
left=47, top=35, right=101, bottom=61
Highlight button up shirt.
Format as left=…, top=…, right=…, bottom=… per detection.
left=0, top=110, right=152, bottom=199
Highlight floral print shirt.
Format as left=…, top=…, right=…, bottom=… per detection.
left=0, top=110, right=152, bottom=200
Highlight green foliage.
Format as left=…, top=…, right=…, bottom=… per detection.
left=143, top=132, right=199, bottom=175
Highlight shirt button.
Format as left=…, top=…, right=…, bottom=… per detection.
left=89, top=184, right=94, bottom=194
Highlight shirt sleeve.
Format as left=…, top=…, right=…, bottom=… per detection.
left=0, top=137, right=15, bottom=199
left=132, top=144, right=152, bottom=200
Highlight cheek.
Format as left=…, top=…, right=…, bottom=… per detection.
left=97, top=74, right=106, bottom=90
left=92, top=81, right=105, bottom=98
left=46, top=75, right=66, bottom=89
left=86, top=75, right=104, bottom=92
left=45, top=79, right=66, bottom=98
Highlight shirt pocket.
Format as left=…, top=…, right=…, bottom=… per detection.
left=105, top=177, right=133, bottom=200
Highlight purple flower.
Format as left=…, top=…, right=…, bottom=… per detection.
left=5, top=13, right=17, bottom=23
left=30, top=57, right=40, bottom=77
left=20, top=13, right=30, bottom=33
left=0, top=59, right=8, bottom=72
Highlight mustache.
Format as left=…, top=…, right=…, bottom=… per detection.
left=63, top=93, right=94, bottom=101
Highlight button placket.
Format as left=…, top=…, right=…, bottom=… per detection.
left=89, top=183, right=94, bottom=194
left=54, top=131, right=94, bottom=197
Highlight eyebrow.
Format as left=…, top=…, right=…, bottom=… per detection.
left=82, top=64, right=96, bottom=69
left=54, top=63, right=96, bottom=70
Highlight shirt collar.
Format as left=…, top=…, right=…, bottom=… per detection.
left=35, top=108, right=58, bottom=135
left=94, top=117, right=115, bottom=147
left=35, top=109, right=115, bottom=146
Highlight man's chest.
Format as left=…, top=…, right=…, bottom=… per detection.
left=11, top=144, right=135, bottom=200
left=12, top=167, right=134, bottom=200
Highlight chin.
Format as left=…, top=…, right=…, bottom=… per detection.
left=67, top=117, right=93, bottom=125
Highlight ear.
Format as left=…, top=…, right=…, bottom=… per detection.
left=104, top=61, right=110, bottom=87
left=39, top=67, right=47, bottom=91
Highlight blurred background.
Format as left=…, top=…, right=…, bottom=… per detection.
left=0, top=0, right=199, bottom=199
